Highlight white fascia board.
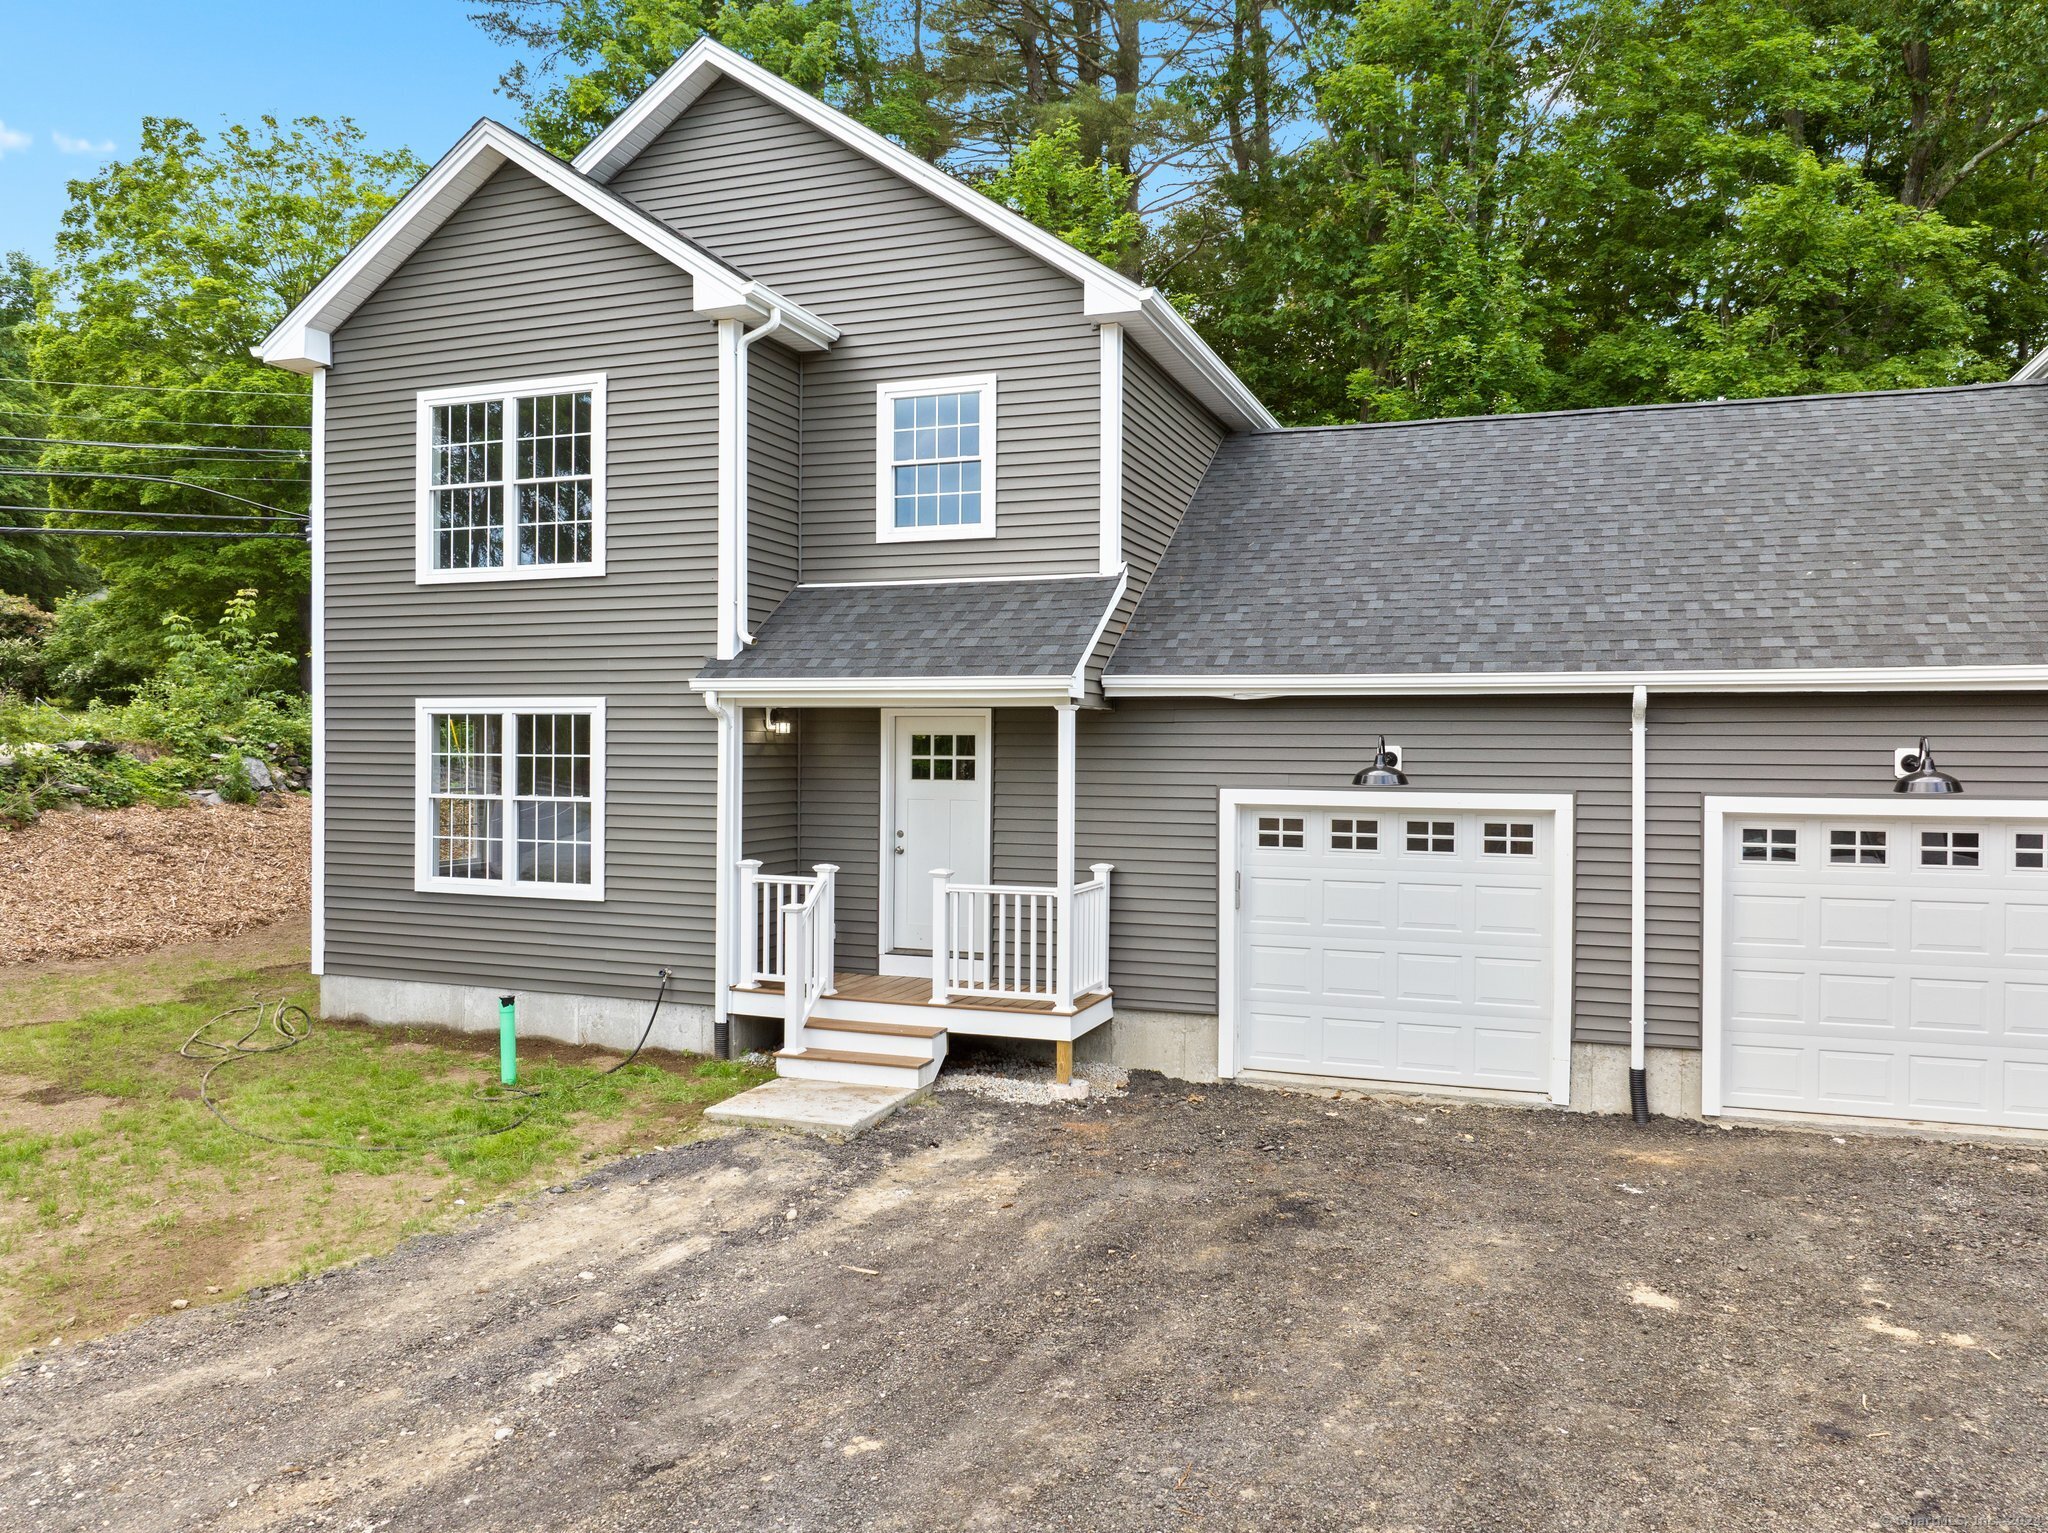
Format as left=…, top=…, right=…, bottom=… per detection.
left=2014, top=349, right=2048, bottom=383
left=575, top=38, right=1271, bottom=430
left=1704, top=794, right=2048, bottom=821
left=692, top=674, right=1073, bottom=707
left=258, top=118, right=834, bottom=372
left=1107, top=665, right=2048, bottom=699
left=1069, top=568, right=1129, bottom=701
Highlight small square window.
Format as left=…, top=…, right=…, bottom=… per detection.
left=1921, top=830, right=1981, bottom=868
left=1257, top=815, right=1304, bottom=849
left=1483, top=821, right=1535, bottom=857
left=1406, top=820, right=1455, bottom=854
left=910, top=730, right=975, bottom=783
left=1828, top=828, right=1887, bottom=865
left=2018, top=832, right=2045, bottom=870
left=1740, top=827, right=1797, bottom=863
left=1330, top=817, right=1378, bottom=852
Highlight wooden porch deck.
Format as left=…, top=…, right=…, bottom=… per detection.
left=735, top=972, right=1110, bottom=1015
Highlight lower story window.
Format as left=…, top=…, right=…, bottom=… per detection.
left=418, top=699, right=604, bottom=898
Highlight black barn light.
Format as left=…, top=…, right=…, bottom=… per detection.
left=1895, top=738, right=1964, bottom=795
left=1352, top=737, right=1409, bottom=788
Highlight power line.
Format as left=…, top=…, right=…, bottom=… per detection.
left=7, top=505, right=295, bottom=525
left=0, top=407, right=310, bottom=432
left=0, top=468, right=303, bottom=516
left=0, top=525, right=304, bottom=541
left=0, top=434, right=304, bottom=459
left=0, top=375, right=298, bottom=399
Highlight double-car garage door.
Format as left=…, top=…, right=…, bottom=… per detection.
left=1231, top=799, right=1570, bottom=1099
left=1712, top=803, right=2048, bottom=1131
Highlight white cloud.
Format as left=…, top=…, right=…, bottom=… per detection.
left=52, top=131, right=115, bottom=156
left=0, top=121, right=30, bottom=158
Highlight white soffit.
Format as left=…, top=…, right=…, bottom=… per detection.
left=574, top=38, right=1277, bottom=431
left=258, top=118, right=836, bottom=373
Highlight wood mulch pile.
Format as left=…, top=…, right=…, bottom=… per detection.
left=0, top=797, right=311, bottom=966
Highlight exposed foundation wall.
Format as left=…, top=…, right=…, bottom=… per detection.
left=322, top=974, right=715, bottom=1056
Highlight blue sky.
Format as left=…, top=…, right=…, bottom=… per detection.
left=0, top=0, right=538, bottom=259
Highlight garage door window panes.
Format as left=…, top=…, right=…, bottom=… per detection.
left=2017, top=832, right=2045, bottom=869
left=1330, top=817, right=1378, bottom=851
left=1407, top=820, right=1455, bottom=853
left=1921, top=829, right=1981, bottom=867
left=1483, top=821, right=1535, bottom=857
left=1829, top=829, right=1887, bottom=865
left=1257, top=815, right=1304, bottom=849
left=1741, top=827, right=1797, bottom=863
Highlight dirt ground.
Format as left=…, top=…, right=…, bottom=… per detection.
left=4, top=1080, right=2045, bottom=1533
left=0, top=799, right=311, bottom=965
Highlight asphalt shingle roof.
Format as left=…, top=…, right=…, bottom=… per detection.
left=1108, top=383, right=2048, bottom=679
left=697, top=576, right=1122, bottom=682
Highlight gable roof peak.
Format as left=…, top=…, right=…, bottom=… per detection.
left=574, top=37, right=1276, bottom=430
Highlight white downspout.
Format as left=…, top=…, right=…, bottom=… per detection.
left=733, top=306, right=786, bottom=649
left=1629, top=684, right=1650, bottom=1123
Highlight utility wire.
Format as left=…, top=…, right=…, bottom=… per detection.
left=0, top=468, right=302, bottom=515
left=0, top=375, right=297, bottom=398
left=0, top=407, right=310, bottom=432
left=11, top=505, right=293, bottom=525
left=0, top=434, right=304, bottom=458
left=0, top=525, right=304, bottom=541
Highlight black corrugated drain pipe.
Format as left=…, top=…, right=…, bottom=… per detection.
left=1630, top=1067, right=1650, bottom=1125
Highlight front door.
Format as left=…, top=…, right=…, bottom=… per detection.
left=889, top=714, right=990, bottom=952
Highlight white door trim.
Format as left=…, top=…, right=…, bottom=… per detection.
left=1217, top=788, right=1578, bottom=1103
left=1700, top=793, right=2048, bottom=1117
left=879, top=708, right=995, bottom=966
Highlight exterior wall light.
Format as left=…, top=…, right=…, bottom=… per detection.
left=1895, top=737, right=1963, bottom=795
left=764, top=707, right=793, bottom=737
left=1352, top=737, right=1409, bottom=787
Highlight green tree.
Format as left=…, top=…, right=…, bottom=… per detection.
left=28, top=116, right=421, bottom=693
left=979, top=119, right=1141, bottom=264
left=0, top=254, right=91, bottom=607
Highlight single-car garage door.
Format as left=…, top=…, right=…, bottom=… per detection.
left=1229, top=798, right=1572, bottom=1099
left=1710, top=802, right=2048, bottom=1130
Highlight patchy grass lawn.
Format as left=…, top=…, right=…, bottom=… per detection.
left=0, top=942, right=768, bottom=1362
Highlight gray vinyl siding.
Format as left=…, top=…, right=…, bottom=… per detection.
left=748, top=342, right=800, bottom=628
left=1120, top=345, right=1225, bottom=587
left=607, top=76, right=1102, bottom=583
left=1076, top=698, right=1636, bottom=1047
left=1645, top=692, right=2048, bottom=1048
left=323, top=161, right=723, bottom=1005
left=742, top=706, right=799, bottom=874
left=992, top=709, right=1056, bottom=887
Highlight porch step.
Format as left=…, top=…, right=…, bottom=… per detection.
left=801, top=1018, right=948, bottom=1066
left=816, top=1016, right=948, bottom=1040
left=775, top=1045, right=943, bottom=1091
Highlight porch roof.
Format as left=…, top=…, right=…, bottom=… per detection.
left=694, top=575, right=1123, bottom=701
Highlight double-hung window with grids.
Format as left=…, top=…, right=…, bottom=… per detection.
left=418, top=375, right=605, bottom=581
left=416, top=700, right=605, bottom=899
left=875, top=376, right=996, bottom=542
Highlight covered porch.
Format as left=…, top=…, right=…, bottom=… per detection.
left=693, top=576, right=1126, bottom=1091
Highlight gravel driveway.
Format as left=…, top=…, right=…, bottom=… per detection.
left=5, top=1075, right=2045, bottom=1531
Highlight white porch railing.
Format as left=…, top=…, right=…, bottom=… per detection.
left=780, top=877, right=833, bottom=1052
left=931, top=863, right=1112, bottom=1014
left=737, top=860, right=838, bottom=991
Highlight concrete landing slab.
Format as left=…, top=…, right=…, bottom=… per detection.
left=704, top=1077, right=927, bottom=1140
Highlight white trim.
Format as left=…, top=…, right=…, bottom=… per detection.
left=1069, top=566, right=1128, bottom=701
left=874, top=375, right=998, bottom=544
left=412, top=697, right=607, bottom=901
left=715, top=321, right=742, bottom=659
left=2015, top=349, right=2048, bottom=383
left=878, top=708, right=994, bottom=963
left=258, top=118, right=835, bottom=372
left=1098, top=322, right=1124, bottom=574
left=1699, top=793, right=2048, bottom=1116
left=1216, top=788, right=1577, bottom=1104
left=712, top=697, right=742, bottom=1030
left=309, top=367, right=327, bottom=975
left=414, top=372, right=608, bottom=585
left=688, top=674, right=1074, bottom=706
left=1629, top=686, right=1647, bottom=1071
left=795, top=570, right=1113, bottom=590
left=1109, top=665, right=2048, bottom=699
left=569, top=39, right=1274, bottom=431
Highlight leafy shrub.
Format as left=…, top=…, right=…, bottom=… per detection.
left=0, top=594, right=53, bottom=700
left=0, top=590, right=308, bottom=824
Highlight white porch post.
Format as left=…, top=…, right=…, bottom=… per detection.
left=929, top=869, right=953, bottom=1005
left=735, top=858, right=763, bottom=989
left=710, top=696, right=744, bottom=1049
left=1054, top=702, right=1078, bottom=1013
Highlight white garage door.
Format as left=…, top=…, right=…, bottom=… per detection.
left=1715, top=806, right=2048, bottom=1129
left=1234, top=804, right=1565, bottom=1095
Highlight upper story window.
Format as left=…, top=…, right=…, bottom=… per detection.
left=875, top=376, right=996, bottom=543
left=416, top=374, right=606, bottom=583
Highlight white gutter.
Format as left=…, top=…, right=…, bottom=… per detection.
left=1629, top=685, right=1649, bottom=1122
left=733, top=305, right=786, bottom=647
left=1107, top=664, right=2048, bottom=698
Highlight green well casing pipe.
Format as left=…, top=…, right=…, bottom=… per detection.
left=498, top=994, right=517, bottom=1085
